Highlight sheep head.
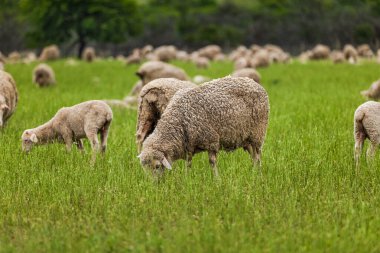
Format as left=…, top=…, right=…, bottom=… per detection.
left=138, top=148, right=172, bottom=177
left=21, top=130, right=38, bottom=153
left=0, top=103, right=9, bottom=127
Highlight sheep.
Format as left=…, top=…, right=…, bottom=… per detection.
left=250, top=49, right=270, bottom=68
left=176, top=51, right=189, bottom=61
left=136, top=61, right=189, bottom=85
left=154, top=46, right=177, bottom=62
left=39, top=45, right=60, bottom=61
left=357, top=44, right=374, bottom=58
left=330, top=50, right=345, bottom=64
left=214, top=53, right=226, bottom=61
left=0, top=70, right=18, bottom=128
left=354, top=101, right=380, bottom=168
left=33, top=63, right=56, bottom=87
left=23, top=52, right=37, bottom=64
left=138, top=76, right=269, bottom=178
left=8, top=51, right=21, bottom=63
left=310, top=44, right=330, bottom=60
left=361, top=80, right=380, bottom=100
left=232, top=68, right=261, bottom=83
left=234, top=57, right=249, bottom=70
left=299, top=50, right=312, bottom=64
left=125, top=53, right=141, bottom=65
left=21, top=100, right=113, bottom=162
left=197, top=45, right=222, bottom=60
left=343, top=44, right=358, bottom=63
left=194, top=57, right=210, bottom=69
left=0, top=51, right=5, bottom=64
left=141, top=45, right=153, bottom=57
left=0, top=62, right=4, bottom=71
left=82, top=47, right=96, bottom=62
left=136, top=78, right=197, bottom=152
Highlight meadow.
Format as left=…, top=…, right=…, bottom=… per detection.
left=1, top=59, right=380, bottom=252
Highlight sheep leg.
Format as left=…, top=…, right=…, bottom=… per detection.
left=366, top=142, right=378, bottom=163
left=354, top=133, right=365, bottom=169
left=100, top=121, right=111, bottom=153
left=62, top=134, right=73, bottom=152
left=186, top=153, right=193, bottom=169
left=76, top=139, right=84, bottom=152
left=85, top=130, right=100, bottom=164
left=208, top=151, right=219, bottom=178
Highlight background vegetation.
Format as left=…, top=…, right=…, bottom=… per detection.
left=2, top=0, right=380, bottom=55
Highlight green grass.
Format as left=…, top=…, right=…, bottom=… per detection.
left=1, top=59, right=380, bottom=252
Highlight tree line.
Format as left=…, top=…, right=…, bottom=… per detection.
left=1, top=0, right=380, bottom=56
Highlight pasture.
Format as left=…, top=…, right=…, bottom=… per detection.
left=1, top=60, right=380, bottom=252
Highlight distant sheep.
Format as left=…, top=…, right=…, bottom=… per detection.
left=154, top=46, right=177, bottom=62
left=21, top=100, right=113, bottom=163
left=136, top=61, right=189, bottom=85
left=33, top=63, right=56, bottom=87
left=194, top=57, right=210, bottom=69
left=343, top=45, right=358, bottom=64
left=234, top=57, right=249, bottom=70
left=354, top=101, right=380, bottom=168
left=138, top=76, right=269, bottom=178
left=361, top=80, right=380, bottom=100
left=197, top=45, right=222, bottom=60
left=250, top=49, right=270, bottom=68
left=136, top=78, right=197, bottom=151
left=232, top=68, right=261, bottom=83
left=0, top=70, right=18, bottom=127
left=39, top=45, right=60, bottom=61
left=357, top=44, right=374, bottom=58
left=0, top=62, right=4, bottom=71
left=8, top=51, right=21, bottom=63
left=330, top=50, right=345, bottom=64
left=82, top=47, right=96, bottom=62
left=310, top=44, right=330, bottom=60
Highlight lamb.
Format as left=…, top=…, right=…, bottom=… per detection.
left=138, top=76, right=269, bottom=178
left=33, top=63, right=56, bottom=87
left=232, top=68, right=261, bottom=83
left=82, top=47, right=96, bottom=62
left=361, top=80, right=380, bottom=100
left=136, top=61, right=189, bottom=85
left=136, top=78, right=197, bottom=152
left=39, top=45, right=60, bottom=61
left=354, top=101, right=380, bottom=168
left=0, top=70, right=18, bottom=127
left=21, top=100, right=113, bottom=162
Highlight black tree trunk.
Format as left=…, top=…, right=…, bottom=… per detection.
left=77, top=37, right=86, bottom=58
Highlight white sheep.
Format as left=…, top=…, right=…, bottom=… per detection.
left=21, top=100, right=113, bottom=163
left=33, top=63, right=56, bottom=87
left=0, top=70, right=18, bottom=127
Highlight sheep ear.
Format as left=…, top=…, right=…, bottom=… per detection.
left=162, top=157, right=172, bottom=170
left=30, top=133, right=38, bottom=143
left=0, top=104, right=9, bottom=110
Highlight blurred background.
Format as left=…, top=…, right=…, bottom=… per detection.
left=1, top=0, right=380, bottom=57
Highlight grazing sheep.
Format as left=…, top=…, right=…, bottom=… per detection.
left=194, top=57, right=210, bottom=69
left=176, top=51, right=189, bottom=61
left=126, top=53, right=141, bottom=65
left=154, top=45, right=177, bottom=62
left=354, top=101, right=380, bottom=168
left=23, top=52, right=37, bottom=64
left=136, top=78, right=197, bottom=151
left=310, top=44, right=330, bottom=60
left=82, top=47, right=96, bottom=62
left=250, top=50, right=270, bottom=68
left=8, top=51, right=21, bottom=63
left=33, top=63, right=56, bottom=87
left=0, top=70, right=18, bottom=128
left=232, top=68, right=261, bottom=83
left=361, top=80, right=380, bottom=100
left=299, top=50, right=312, bottom=64
left=343, top=44, right=358, bottom=63
left=197, top=45, right=222, bottom=60
left=214, top=53, right=226, bottom=61
left=357, top=44, right=374, bottom=58
left=330, top=50, right=345, bottom=64
left=234, top=57, right=249, bottom=70
left=141, top=45, right=153, bottom=56
left=39, top=45, right=60, bottom=61
left=138, top=76, right=269, bottom=178
left=21, top=100, right=113, bottom=162
left=136, top=61, right=189, bottom=85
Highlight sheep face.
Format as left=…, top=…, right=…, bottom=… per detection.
left=21, top=130, right=38, bottom=153
left=0, top=103, right=9, bottom=127
left=35, top=71, right=48, bottom=85
left=138, top=149, right=172, bottom=177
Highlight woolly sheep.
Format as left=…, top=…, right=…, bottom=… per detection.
left=194, top=57, right=210, bottom=69
left=176, top=51, right=189, bottom=61
left=136, top=78, right=197, bottom=152
left=197, top=45, right=222, bottom=60
left=8, top=51, right=21, bottom=63
left=357, top=44, right=374, bottom=58
left=33, top=63, right=56, bottom=87
left=82, top=47, right=96, bottom=62
left=154, top=46, right=177, bottom=62
left=354, top=101, right=380, bottom=168
left=343, top=45, right=358, bottom=63
left=330, top=50, right=345, bottom=64
left=39, top=45, right=60, bottom=61
left=21, top=100, right=113, bottom=162
left=136, top=61, right=189, bottom=85
left=0, top=62, right=4, bottom=71
left=234, top=57, right=249, bottom=70
left=141, top=45, right=153, bottom=56
left=0, top=51, right=5, bottom=64
left=0, top=70, right=18, bottom=127
left=310, top=44, right=330, bottom=60
left=361, top=80, right=380, bottom=100
left=232, top=68, right=261, bottom=83
left=250, top=50, right=270, bottom=68
left=138, top=76, right=269, bottom=178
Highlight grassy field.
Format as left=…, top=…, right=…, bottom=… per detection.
left=1, top=59, right=380, bottom=252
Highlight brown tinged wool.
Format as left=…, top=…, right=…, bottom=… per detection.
left=194, top=57, right=210, bottom=69
left=357, top=44, right=374, bottom=58
left=197, top=45, right=222, bottom=60
left=154, top=46, right=177, bottom=62
left=234, top=57, right=249, bottom=70
left=310, top=44, right=331, bottom=60
left=39, top=45, right=60, bottom=61
left=330, top=50, right=345, bottom=64
left=343, top=44, right=358, bottom=63
left=354, top=101, right=380, bottom=168
left=0, top=70, right=18, bottom=128
left=361, top=80, right=380, bottom=100
left=250, top=49, right=270, bottom=68
left=136, top=61, right=189, bottom=85
left=136, top=78, right=197, bottom=152
left=33, top=63, right=56, bottom=87
left=21, top=100, right=113, bottom=162
left=232, top=68, right=261, bottom=83
left=138, top=76, right=270, bottom=178
left=82, top=47, right=96, bottom=62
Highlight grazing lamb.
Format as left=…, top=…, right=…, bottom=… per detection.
left=0, top=70, right=18, bottom=127
left=354, top=101, right=380, bottom=168
left=232, top=68, right=261, bottom=83
left=136, top=61, right=189, bottom=85
left=82, top=47, right=96, bottom=62
left=21, top=100, right=113, bottom=162
left=33, top=63, right=56, bottom=87
left=136, top=78, right=197, bottom=152
left=39, top=45, right=60, bottom=61
left=361, top=80, right=380, bottom=100
left=138, top=76, right=269, bottom=178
